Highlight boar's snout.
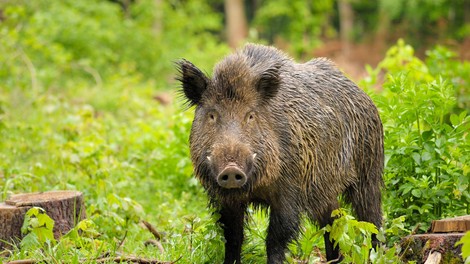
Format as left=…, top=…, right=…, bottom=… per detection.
left=217, top=163, right=247, bottom=189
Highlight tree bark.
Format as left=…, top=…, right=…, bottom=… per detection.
left=374, top=2, right=390, bottom=57
left=0, top=190, right=86, bottom=249
left=401, top=233, right=464, bottom=263
left=153, top=0, right=162, bottom=36
left=225, top=0, right=248, bottom=49
left=338, top=0, right=354, bottom=58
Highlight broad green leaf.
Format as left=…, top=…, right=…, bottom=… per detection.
left=20, top=233, right=40, bottom=250
left=456, top=231, right=470, bottom=259
left=450, top=114, right=460, bottom=126
left=411, top=189, right=421, bottom=198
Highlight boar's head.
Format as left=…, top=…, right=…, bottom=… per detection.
left=177, top=54, right=284, bottom=200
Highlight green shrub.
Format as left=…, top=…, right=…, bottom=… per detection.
left=0, top=0, right=229, bottom=92
left=362, top=40, right=470, bottom=232
left=0, top=1, right=227, bottom=261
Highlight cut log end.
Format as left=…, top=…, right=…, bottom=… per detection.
left=0, top=190, right=86, bottom=249
left=431, top=215, right=470, bottom=233
left=6, top=190, right=84, bottom=207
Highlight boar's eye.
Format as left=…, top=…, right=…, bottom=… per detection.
left=208, top=111, right=217, bottom=122
left=246, top=111, right=255, bottom=123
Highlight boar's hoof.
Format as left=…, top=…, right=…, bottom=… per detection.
left=217, top=164, right=247, bottom=189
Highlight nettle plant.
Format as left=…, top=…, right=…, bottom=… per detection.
left=362, top=40, right=470, bottom=231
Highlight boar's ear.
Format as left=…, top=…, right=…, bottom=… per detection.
left=176, top=59, right=209, bottom=107
left=256, top=64, right=281, bottom=101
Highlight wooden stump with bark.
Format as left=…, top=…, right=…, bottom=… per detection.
left=0, top=190, right=86, bottom=249
left=401, top=215, right=470, bottom=264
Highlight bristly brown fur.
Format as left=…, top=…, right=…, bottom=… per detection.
left=176, top=43, right=384, bottom=264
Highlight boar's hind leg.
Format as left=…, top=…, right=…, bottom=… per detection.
left=345, top=181, right=382, bottom=248
left=219, top=204, right=247, bottom=264
left=266, top=207, right=301, bottom=264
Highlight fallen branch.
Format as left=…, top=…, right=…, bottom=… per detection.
left=94, top=256, right=180, bottom=264
left=6, top=256, right=181, bottom=264
left=144, top=239, right=165, bottom=254
left=116, top=230, right=128, bottom=250
left=141, top=220, right=165, bottom=254
left=6, top=260, right=36, bottom=264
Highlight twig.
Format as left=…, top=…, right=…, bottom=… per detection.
left=19, top=49, right=38, bottom=93
left=93, top=256, right=164, bottom=263
left=141, top=220, right=165, bottom=254
left=116, top=230, right=128, bottom=250
left=399, top=224, right=421, bottom=261
left=141, top=220, right=162, bottom=240
left=144, top=239, right=165, bottom=254
left=94, top=256, right=181, bottom=264
left=80, top=64, right=103, bottom=88
left=6, top=260, right=36, bottom=264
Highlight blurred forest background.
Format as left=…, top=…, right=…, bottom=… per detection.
left=1, top=0, right=469, bottom=263
left=221, top=0, right=470, bottom=78
left=2, top=0, right=469, bottom=87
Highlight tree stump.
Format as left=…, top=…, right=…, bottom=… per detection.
left=0, top=190, right=86, bottom=249
left=401, top=215, right=470, bottom=264
left=431, top=215, right=470, bottom=233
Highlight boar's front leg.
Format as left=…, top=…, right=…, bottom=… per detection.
left=266, top=206, right=301, bottom=264
left=319, top=203, right=342, bottom=263
left=219, top=203, right=247, bottom=264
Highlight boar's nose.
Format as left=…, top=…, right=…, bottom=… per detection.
left=217, top=164, right=247, bottom=189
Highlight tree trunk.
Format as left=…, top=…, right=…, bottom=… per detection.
left=0, top=190, right=86, bottom=249
left=338, top=0, right=354, bottom=58
left=225, top=0, right=248, bottom=49
left=401, top=233, right=464, bottom=263
left=400, top=215, right=470, bottom=264
left=153, top=0, right=162, bottom=36
left=374, top=3, right=390, bottom=57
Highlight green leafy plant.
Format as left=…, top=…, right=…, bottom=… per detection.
left=17, top=208, right=116, bottom=262
left=325, top=209, right=378, bottom=263
left=425, top=46, right=470, bottom=113
left=319, top=209, right=403, bottom=264
left=362, top=40, right=470, bottom=232
left=20, top=207, right=56, bottom=250
left=456, top=231, right=470, bottom=264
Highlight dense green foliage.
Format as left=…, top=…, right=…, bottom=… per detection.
left=0, top=0, right=229, bottom=90
left=364, top=0, right=469, bottom=41
left=1, top=0, right=469, bottom=263
left=1, top=0, right=228, bottom=262
left=361, top=40, right=470, bottom=233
